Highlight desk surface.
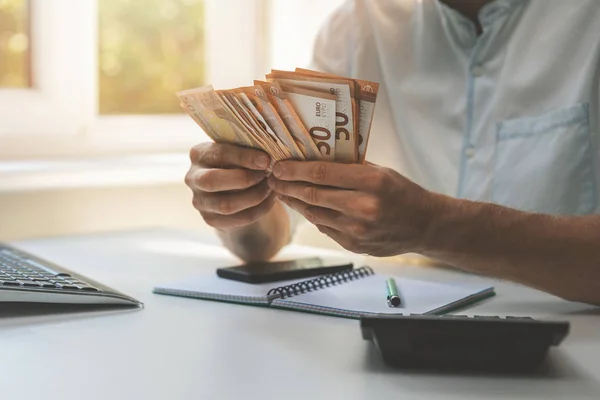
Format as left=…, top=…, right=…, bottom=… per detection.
left=1, top=228, right=600, bottom=400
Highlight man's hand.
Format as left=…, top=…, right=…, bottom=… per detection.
left=185, top=142, right=276, bottom=232
left=267, top=161, right=442, bottom=257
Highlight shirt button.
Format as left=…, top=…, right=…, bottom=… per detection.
left=471, top=65, right=484, bottom=77
left=465, top=146, right=476, bottom=158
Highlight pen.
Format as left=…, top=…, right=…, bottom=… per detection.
left=386, top=277, right=402, bottom=307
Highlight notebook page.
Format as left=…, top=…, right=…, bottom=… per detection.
left=154, top=275, right=307, bottom=305
left=272, top=274, right=493, bottom=316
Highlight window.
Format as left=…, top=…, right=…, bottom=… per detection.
left=98, top=0, right=206, bottom=115
left=0, top=0, right=344, bottom=160
left=0, top=0, right=30, bottom=88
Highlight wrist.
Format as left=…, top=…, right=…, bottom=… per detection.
left=419, top=193, right=470, bottom=257
left=216, top=201, right=290, bottom=262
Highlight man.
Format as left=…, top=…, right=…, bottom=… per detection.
left=185, top=0, right=600, bottom=304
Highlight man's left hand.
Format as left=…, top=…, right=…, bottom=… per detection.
left=267, top=161, right=443, bottom=257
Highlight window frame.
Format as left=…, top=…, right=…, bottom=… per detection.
left=0, top=0, right=95, bottom=139
left=0, top=0, right=268, bottom=160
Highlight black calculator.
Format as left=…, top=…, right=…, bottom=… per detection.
left=361, top=314, right=570, bottom=372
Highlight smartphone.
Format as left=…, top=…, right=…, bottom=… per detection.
left=216, top=257, right=354, bottom=284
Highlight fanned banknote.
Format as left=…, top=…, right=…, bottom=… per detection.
left=177, top=69, right=379, bottom=164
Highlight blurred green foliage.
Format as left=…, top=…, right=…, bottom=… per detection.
left=0, top=0, right=29, bottom=88
left=1, top=0, right=205, bottom=113
left=99, top=0, right=206, bottom=114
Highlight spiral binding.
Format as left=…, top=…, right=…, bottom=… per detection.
left=266, top=266, right=374, bottom=299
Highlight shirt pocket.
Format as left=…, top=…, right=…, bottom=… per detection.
left=491, top=103, right=597, bottom=215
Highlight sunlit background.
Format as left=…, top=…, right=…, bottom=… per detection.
left=0, top=0, right=205, bottom=113
left=98, top=0, right=205, bottom=114
left=0, top=0, right=346, bottom=250
left=0, top=0, right=29, bottom=87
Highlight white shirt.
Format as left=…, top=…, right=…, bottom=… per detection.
left=309, top=0, right=600, bottom=215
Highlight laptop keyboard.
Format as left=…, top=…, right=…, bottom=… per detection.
left=0, top=248, right=100, bottom=292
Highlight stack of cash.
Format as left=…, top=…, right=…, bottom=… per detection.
left=177, top=68, right=379, bottom=164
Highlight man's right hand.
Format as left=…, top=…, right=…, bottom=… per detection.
left=185, top=142, right=276, bottom=232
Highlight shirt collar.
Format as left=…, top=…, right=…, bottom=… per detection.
left=478, top=0, right=524, bottom=26
left=435, top=0, right=528, bottom=48
left=437, top=0, right=526, bottom=25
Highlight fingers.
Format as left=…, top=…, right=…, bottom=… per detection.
left=271, top=160, right=387, bottom=191
left=278, top=194, right=364, bottom=234
left=186, top=142, right=275, bottom=232
left=314, top=225, right=360, bottom=254
left=277, top=195, right=327, bottom=224
left=190, top=142, right=270, bottom=170
left=267, top=176, right=348, bottom=212
left=269, top=178, right=382, bottom=221
left=202, top=193, right=278, bottom=230
left=278, top=194, right=369, bottom=254
left=193, top=180, right=272, bottom=215
left=186, top=167, right=266, bottom=192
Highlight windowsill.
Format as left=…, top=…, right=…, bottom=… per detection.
left=0, top=152, right=190, bottom=193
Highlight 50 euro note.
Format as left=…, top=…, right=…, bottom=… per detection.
left=278, top=84, right=337, bottom=162
left=295, top=68, right=359, bottom=159
left=268, top=70, right=358, bottom=163
left=216, top=90, right=271, bottom=151
left=218, top=90, right=289, bottom=161
left=355, top=79, right=380, bottom=163
left=295, top=68, right=379, bottom=164
left=232, top=91, right=293, bottom=160
left=176, top=85, right=259, bottom=150
left=254, top=80, right=323, bottom=161
left=232, top=86, right=305, bottom=161
left=177, top=85, right=290, bottom=162
left=177, top=73, right=379, bottom=164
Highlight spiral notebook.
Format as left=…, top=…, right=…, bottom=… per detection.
left=153, top=267, right=495, bottom=319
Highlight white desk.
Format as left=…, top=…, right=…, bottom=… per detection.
left=2, top=228, right=600, bottom=400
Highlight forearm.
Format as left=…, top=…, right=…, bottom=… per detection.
left=425, top=195, right=600, bottom=304
left=217, top=201, right=291, bottom=262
